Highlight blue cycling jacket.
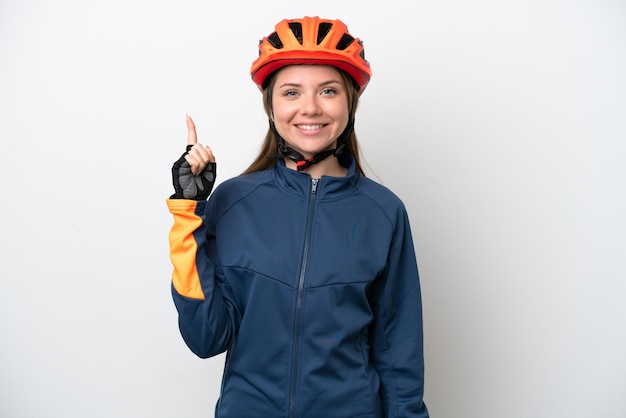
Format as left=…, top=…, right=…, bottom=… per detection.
left=167, top=157, right=429, bottom=418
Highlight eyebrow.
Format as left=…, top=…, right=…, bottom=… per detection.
left=277, top=79, right=342, bottom=89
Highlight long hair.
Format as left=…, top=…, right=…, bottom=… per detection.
left=242, top=69, right=365, bottom=175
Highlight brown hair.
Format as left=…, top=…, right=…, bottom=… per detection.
left=242, top=68, right=365, bottom=175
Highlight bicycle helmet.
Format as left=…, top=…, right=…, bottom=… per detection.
left=250, top=16, right=372, bottom=94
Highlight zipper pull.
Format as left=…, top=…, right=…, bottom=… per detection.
left=311, top=178, right=319, bottom=194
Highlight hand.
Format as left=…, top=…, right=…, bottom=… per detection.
left=184, top=114, right=216, bottom=175
left=170, top=115, right=217, bottom=200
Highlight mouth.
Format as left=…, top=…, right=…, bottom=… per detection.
left=296, top=124, right=326, bottom=131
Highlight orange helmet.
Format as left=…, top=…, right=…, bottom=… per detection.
left=250, top=16, right=372, bottom=94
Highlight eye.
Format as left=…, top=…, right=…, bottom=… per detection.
left=283, top=89, right=299, bottom=97
left=321, top=87, right=337, bottom=96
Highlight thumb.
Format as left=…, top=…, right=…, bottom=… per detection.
left=186, top=113, right=197, bottom=146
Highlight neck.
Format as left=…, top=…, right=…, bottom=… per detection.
left=285, top=156, right=347, bottom=178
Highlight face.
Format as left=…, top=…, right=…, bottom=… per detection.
left=271, top=65, right=350, bottom=159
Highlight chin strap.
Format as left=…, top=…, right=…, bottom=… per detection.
left=269, top=118, right=354, bottom=172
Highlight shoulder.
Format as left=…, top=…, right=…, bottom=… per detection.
left=214, top=170, right=272, bottom=194
left=353, top=177, right=417, bottom=246
left=355, top=175, right=407, bottom=213
left=208, top=170, right=274, bottom=214
left=343, top=175, right=411, bottom=229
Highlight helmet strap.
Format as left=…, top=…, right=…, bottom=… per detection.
left=268, top=118, right=354, bottom=172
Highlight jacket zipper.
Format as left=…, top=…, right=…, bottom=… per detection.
left=288, top=178, right=319, bottom=418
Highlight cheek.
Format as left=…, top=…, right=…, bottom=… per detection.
left=273, top=105, right=296, bottom=124
left=332, top=105, right=350, bottom=127
left=326, top=97, right=349, bottom=119
left=272, top=107, right=296, bottom=139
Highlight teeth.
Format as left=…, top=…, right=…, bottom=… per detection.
left=298, top=124, right=324, bottom=130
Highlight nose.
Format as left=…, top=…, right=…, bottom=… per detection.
left=301, top=94, right=322, bottom=115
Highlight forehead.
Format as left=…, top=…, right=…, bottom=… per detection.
left=273, top=64, right=344, bottom=85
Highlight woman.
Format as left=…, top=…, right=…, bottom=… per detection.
left=167, top=16, right=429, bottom=418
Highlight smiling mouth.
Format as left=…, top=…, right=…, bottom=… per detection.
left=296, top=124, right=326, bottom=130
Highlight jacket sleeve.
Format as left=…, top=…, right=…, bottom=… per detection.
left=370, top=208, right=429, bottom=418
left=166, top=198, right=240, bottom=358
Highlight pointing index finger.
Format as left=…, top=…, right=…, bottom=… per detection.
left=186, top=114, right=197, bottom=146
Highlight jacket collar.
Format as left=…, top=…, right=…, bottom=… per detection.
left=272, top=154, right=359, bottom=200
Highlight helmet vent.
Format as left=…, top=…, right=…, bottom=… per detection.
left=317, top=23, right=333, bottom=44
left=267, top=32, right=283, bottom=49
left=288, top=22, right=304, bottom=44
left=336, top=33, right=355, bottom=50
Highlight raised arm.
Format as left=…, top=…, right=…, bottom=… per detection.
left=166, top=115, right=240, bottom=358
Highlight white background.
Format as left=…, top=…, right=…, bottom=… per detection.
left=1, top=0, right=625, bottom=417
